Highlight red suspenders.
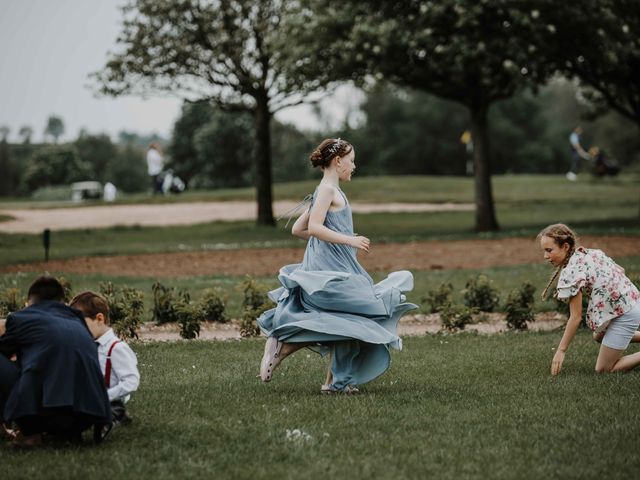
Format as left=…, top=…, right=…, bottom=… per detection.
left=104, top=340, right=121, bottom=388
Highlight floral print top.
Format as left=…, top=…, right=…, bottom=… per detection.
left=556, top=247, right=640, bottom=332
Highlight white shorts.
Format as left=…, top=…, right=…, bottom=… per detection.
left=601, top=302, right=640, bottom=350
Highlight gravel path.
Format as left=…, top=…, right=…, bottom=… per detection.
left=0, top=201, right=473, bottom=233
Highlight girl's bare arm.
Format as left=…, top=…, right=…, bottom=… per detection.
left=551, top=291, right=583, bottom=376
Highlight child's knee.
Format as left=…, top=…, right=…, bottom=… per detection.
left=595, top=361, right=615, bottom=373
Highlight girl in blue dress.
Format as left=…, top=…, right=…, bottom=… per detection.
left=258, top=138, right=417, bottom=393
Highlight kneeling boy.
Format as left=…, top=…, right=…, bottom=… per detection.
left=70, top=291, right=140, bottom=425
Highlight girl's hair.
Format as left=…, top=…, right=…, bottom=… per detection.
left=537, top=223, right=579, bottom=300
left=309, top=138, right=353, bottom=169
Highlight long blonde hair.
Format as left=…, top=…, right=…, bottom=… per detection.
left=537, top=223, right=578, bottom=300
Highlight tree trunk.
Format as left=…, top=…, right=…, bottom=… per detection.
left=470, top=105, right=499, bottom=232
left=254, top=95, right=275, bottom=226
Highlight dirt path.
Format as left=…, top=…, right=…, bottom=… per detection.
left=137, top=312, right=566, bottom=342
left=3, top=235, right=638, bottom=277
left=0, top=201, right=473, bottom=234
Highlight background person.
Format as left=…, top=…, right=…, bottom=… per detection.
left=146, top=142, right=165, bottom=194
left=566, top=126, right=590, bottom=181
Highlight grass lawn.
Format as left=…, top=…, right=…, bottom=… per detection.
left=1, top=174, right=638, bottom=266
left=3, top=332, right=640, bottom=479
left=1, top=174, right=638, bottom=207
left=0, top=211, right=638, bottom=267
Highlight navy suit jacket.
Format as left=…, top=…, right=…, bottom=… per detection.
left=0, top=300, right=111, bottom=423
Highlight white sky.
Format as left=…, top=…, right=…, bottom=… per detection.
left=0, top=0, right=354, bottom=143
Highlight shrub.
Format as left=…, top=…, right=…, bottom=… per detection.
left=152, top=282, right=189, bottom=325
left=238, top=276, right=274, bottom=338
left=504, top=282, right=536, bottom=330
left=422, top=283, right=454, bottom=313
left=174, top=300, right=204, bottom=340
left=0, top=288, right=22, bottom=317
left=439, top=304, right=476, bottom=331
left=462, top=275, right=500, bottom=312
left=200, top=288, right=227, bottom=323
left=99, top=282, right=145, bottom=340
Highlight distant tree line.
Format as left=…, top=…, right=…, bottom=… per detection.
left=0, top=77, right=637, bottom=199
left=0, top=116, right=161, bottom=197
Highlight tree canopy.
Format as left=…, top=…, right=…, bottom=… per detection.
left=294, top=0, right=559, bottom=230
left=93, top=0, right=333, bottom=225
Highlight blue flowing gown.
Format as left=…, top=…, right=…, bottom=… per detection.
left=257, top=188, right=417, bottom=391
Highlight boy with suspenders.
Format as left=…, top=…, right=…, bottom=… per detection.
left=70, top=292, right=140, bottom=425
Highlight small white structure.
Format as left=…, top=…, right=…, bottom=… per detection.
left=71, top=181, right=102, bottom=202
left=103, top=182, right=117, bottom=202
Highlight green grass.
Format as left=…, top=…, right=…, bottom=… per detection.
left=0, top=211, right=638, bottom=267
left=3, top=258, right=638, bottom=319
left=1, top=174, right=638, bottom=208
left=1, top=174, right=638, bottom=266
left=3, top=333, right=640, bottom=479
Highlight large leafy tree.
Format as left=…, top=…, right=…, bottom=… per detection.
left=296, top=0, right=556, bottom=231
left=93, top=0, right=329, bottom=226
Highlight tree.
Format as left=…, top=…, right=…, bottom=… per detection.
left=74, top=132, right=117, bottom=182
left=44, top=116, right=65, bottom=143
left=0, top=125, right=9, bottom=142
left=297, top=0, right=557, bottom=231
left=104, top=145, right=148, bottom=193
left=192, top=110, right=254, bottom=188
left=0, top=134, right=19, bottom=196
left=168, top=101, right=218, bottom=186
left=541, top=0, right=640, bottom=128
left=93, top=0, right=330, bottom=226
left=18, top=126, right=33, bottom=144
left=23, top=145, right=93, bottom=192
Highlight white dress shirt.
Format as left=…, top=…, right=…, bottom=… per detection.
left=96, top=328, right=140, bottom=403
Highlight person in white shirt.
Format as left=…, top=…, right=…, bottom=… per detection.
left=70, top=291, right=140, bottom=425
left=146, top=143, right=165, bottom=194
left=566, top=126, right=590, bottom=181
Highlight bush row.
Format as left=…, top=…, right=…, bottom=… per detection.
left=422, top=274, right=537, bottom=331
left=3, top=274, right=637, bottom=339
left=0, top=276, right=275, bottom=341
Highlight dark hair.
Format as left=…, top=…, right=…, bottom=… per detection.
left=27, top=276, right=65, bottom=303
left=70, top=291, right=110, bottom=324
left=309, top=138, right=353, bottom=169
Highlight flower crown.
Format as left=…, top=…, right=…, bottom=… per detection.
left=326, top=138, right=343, bottom=157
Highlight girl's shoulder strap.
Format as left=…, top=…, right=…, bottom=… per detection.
left=277, top=192, right=314, bottom=228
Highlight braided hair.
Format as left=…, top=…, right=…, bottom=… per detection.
left=537, top=224, right=578, bottom=300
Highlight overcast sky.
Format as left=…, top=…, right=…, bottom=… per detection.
left=0, top=0, right=351, bottom=143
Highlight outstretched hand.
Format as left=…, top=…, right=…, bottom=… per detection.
left=350, top=235, right=370, bottom=253
left=551, top=350, right=565, bottom=376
